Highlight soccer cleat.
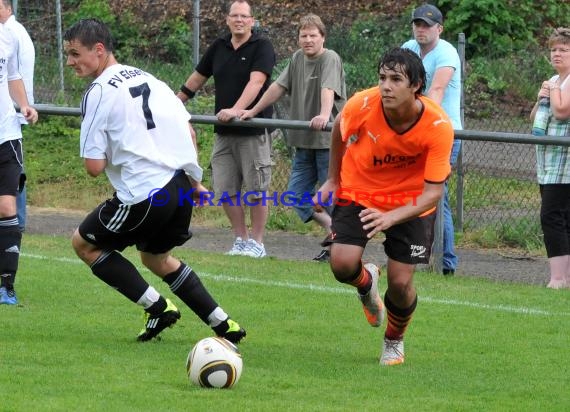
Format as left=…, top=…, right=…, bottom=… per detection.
left=0, top=287, right=18, bottom=305
left=226, top=237, right=246, bottom=256
left=320, top=232, right=334, bottom=247
left=241, top=239, right=266, bottom=258
left=137, top=299, right=181, bottom=342
left=380, top=337, right=405, bottom=366
left=213, top=318, right=247, bottom=344
left=312, top=249, right=330, bottom=263
left=358, top=263, right=385, bottom=327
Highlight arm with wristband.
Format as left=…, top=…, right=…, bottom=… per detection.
left=176, top=71, right=208, bottom=103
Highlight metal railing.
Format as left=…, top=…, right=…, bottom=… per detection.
left=33, top=104, right=570, bottom=146
left=33, top=104, right=566, bottom=272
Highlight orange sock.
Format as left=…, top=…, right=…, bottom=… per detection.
left=384, top=294, right=417, bottom=340
left=347, top=261, right=371, bottom=293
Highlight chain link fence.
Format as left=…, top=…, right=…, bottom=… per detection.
left=456, top=60, right=544, bottom=247
left=16, top=0, right=551, bottom=247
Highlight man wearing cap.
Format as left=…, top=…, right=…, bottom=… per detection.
left=402, top=3, right=462, bottom=276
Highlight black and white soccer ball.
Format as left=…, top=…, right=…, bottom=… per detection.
left=186, top=337, right=243, bottom=389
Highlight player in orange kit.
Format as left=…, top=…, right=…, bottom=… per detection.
left=315, top=47, right=453, bottom=365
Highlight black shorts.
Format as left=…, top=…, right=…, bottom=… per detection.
left=326, top=202, right=436, bottom=264
left=78, top=172, right=194, bottom=254
left=0, top=139, right=24, bottom=196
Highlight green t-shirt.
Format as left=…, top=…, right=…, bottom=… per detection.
left=276, top=48, right=346, bottom=149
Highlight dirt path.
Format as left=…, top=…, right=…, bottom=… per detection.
left=25, top=207, right=549, bottom=286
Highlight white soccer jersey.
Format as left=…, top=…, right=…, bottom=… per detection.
left=80, top=64, right=203, bottom=204
left=0, top=24, right=23, bottom=145
left=4, top=15, right=35, bottom=125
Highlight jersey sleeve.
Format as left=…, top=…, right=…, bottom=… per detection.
left=320, top=51, right=346, bottom=100
left=340, top=99, right=358, bottom=142
left=424, top=113, right=454, bottom=183
left=6, top=54, right=20, bottom=81
left=435, top=42, right=460, bottom=71
left=275, top=51, right=299, bottom=92
left=340, top=88, right=376, bottom=142
left=250, top=37, right=276, bottom=77
left=4, top=31, right=21, bottom=81
left=79, top=83, right=108, bottom=160
left=195, top=39, right=221, bottom=78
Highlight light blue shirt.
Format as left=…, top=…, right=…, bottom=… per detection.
left=402, top=38, right=463, bottom=130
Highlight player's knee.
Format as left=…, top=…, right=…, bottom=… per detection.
left=329, top=257, right=357, bottom=283
left=386, top=277, right=413, bottom=300
left=71, top=229, right=83, bottom=253
left=140, top=252, right=169, bottom=274
left=140, top=253, right=157, bottom=271
left=0, top=198, right=17, bottom=217
left=71, top=229, right=98, bottom=263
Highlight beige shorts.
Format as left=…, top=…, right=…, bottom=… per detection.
left=211, top=132, right=272, bottom=198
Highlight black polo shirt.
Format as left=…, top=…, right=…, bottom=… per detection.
left=196, top=32, right=275, bottom=136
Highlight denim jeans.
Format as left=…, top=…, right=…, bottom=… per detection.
left=450, top=138, right=462, bottom=166
left=286, top=148, right=330, bottom=223
left=443, top=139, right=462, bottom=271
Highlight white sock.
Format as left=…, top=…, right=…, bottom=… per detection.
left=136, top=286, right=160, bottom=309
left=207, top=307, right=228, bottom=327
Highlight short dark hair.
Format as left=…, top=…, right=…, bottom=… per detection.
left=377, top=47, right=426, bottom=96
left=63, top=18, right=114, bottom=52
left=226, top=0, right=253, bottom=16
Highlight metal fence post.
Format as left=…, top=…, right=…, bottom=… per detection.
left=431, top=198, right=444, bottom=274
left=56, top=0, right=64, bottom=93
left=193, top=0, right=200, bottom=67
left=456, top=32, right=466, bottom=232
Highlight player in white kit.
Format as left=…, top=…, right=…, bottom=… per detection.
left=0, top=23, right=37, bottom=305
left=65, top=18, right=245, bottom=343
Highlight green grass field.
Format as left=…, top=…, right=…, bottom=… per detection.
left=2, top=234, right=569, bottom=411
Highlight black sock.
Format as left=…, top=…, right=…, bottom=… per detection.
left=0, top=216, right=21, bottom=290
left=212, top=320, right=230, bottom=336
left=163, top=263, right=217, bottom=324
left=146, top=297, right=167, bottom=316
left=90, top=250, right=149, bottom=303
left=384, top=294, right=418, bottom=340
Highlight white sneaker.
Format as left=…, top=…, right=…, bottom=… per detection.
left=380, top=337, right=405, bottom=366
left=241, top=239, right=266, bottom=258
left=358, top=263, right=384, bottom=327
left=226, top=237, right=246, bottom=255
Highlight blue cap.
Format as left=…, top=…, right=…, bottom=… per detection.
left=411, top=4, right=443, bottom=26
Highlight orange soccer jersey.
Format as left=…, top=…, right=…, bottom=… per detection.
left=338, top=86, right=453, bottom=213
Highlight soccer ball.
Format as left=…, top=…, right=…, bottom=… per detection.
left=186, top=337, right=243, bottom=389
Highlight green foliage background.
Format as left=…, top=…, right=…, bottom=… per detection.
left=439, top=0, right=565, bottom=58
left=23, top=0, right=570, bottom=246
